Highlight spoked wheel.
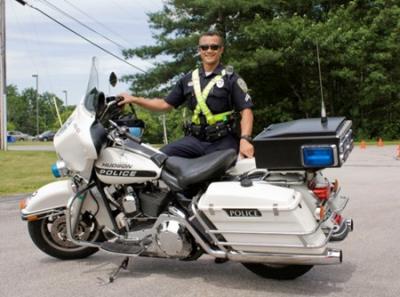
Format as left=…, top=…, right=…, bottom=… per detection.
left=242, top=263, right=313, bottom=280
left=28, top=214, right=101, bottom=260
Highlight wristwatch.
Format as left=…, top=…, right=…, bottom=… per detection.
left=240, top=135, right=253, bottom=143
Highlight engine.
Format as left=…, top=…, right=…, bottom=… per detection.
left=155, top=219, right=193, bottom=258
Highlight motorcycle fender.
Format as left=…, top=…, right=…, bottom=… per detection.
left=21, top=180, right=75, bottom=218
left=21, top=180, right=115, bottom=230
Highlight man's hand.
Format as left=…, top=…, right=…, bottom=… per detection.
left=239, top=138, right=254, bottom=159
left=117, top=93, right=141, bottom=106
left=117, top=93, right=173, bottom=112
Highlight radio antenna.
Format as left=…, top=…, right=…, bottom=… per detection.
left=316, top=42, right=328, bottom=125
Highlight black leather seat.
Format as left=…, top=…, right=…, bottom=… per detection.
left=161, top=149, right=237, bottom=191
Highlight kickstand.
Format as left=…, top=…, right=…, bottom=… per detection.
left=109, top=256, right=130, bottom=283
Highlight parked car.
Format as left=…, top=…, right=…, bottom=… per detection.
left=8, top=131, right=33, bottom=141
left=36, top=130, right=56, bottom=142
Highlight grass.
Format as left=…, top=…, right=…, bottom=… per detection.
left=8, top=140, right=50, bottom=146
left=0, top=151, right=57, bottom=196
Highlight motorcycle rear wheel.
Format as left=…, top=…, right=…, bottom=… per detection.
left=28, top=214, right=101, bottom=260
left=242, top=263, right=313, bottom=280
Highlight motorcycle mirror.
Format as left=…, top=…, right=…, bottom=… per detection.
left=109, top=72, right=118, bottom=87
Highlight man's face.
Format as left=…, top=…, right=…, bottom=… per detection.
left=198, top=35, right=224, bottom=67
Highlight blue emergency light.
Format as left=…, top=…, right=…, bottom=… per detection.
left=301, top=145, right=337, bottom=167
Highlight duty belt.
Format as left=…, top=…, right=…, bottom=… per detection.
left=185, top=121, right=234, bottom=142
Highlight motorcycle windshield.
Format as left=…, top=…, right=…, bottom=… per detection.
left=53, top=57, right=100, bottom=177
left=83, top=57, right=100, bottom=113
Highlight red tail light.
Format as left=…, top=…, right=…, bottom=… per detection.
left=312, top=186, right=331, bottom=200
left=334, top=213, right=343, bottom=225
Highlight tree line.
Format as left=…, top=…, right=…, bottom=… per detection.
left=8, top=1, right=400, bottom=142
left=122, top=0, right=400, bottom=140
left=6, top=85, right=72, bottom=136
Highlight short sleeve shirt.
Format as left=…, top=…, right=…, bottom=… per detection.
left=165, top=64, right=253, bottom=115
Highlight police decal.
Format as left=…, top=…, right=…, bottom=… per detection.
left=224, top=208, right=262, bottom=217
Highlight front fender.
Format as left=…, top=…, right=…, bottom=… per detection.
left=21, top=180, right=74, bottom=220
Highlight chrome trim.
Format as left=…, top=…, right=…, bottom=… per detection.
left=191, top=193, right=228, bottom=252
left=21, top=208, right=65, bottom=221
left=216, top=228, right=334, bottom=249
left=207, top=226, right=320, bottom=236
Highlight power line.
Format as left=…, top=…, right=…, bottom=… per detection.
left=15, top=0, right=147, bottom=73
left=60, top=0, right=155, bottom=68
left=62, top=0, right=132, bottom=48
left=39, top=0, right=126, bottom=50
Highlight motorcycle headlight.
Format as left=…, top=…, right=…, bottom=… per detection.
left=51, top=160, right=69, bottom=178
left=301, top=145, right=337, bottom=167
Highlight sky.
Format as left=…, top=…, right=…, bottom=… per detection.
left=6, top=0, right=164, bottom=106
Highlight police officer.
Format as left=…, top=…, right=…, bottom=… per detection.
left=118, top=31, right=254, bottom=159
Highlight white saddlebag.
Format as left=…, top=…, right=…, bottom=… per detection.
left=198, top=181, right=327, bottom=254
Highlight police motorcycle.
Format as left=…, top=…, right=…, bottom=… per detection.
left=20, top=58, right=354, bottom=281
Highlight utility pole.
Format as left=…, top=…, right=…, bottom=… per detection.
left=0, top=0, right=7, bottom=150
left=62, top=90, right=68, bottom=106
left=32, top=74, right=39, bottom=135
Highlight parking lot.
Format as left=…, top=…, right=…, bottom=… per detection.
left=0, top=145, right=399, bottom=297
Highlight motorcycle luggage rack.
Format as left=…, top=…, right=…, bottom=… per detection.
left=213, top=227, right=335, bottom=249
left=211, top=216, right=353, bottom=250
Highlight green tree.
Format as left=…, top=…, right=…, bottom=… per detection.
left=7, top=86, right=66, bottom=135
left=122, top=0, right=400, bottom=140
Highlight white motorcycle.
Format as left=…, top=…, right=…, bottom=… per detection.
left=20, top=58, right=354, bottom=281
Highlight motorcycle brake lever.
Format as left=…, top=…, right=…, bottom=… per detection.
left=108, top=121, right=142, bottom=144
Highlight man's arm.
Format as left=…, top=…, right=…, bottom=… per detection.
left=239, top=108, right=254, bottom=158
left=118, top=93, right=174, bottom=112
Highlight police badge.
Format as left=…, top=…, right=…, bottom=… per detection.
left=216, top=79, right=224, bottom=88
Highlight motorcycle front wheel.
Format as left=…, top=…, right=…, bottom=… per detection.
left=28, top=214, right=102, bottom=260
left=242, top=263, right=313, bottom=280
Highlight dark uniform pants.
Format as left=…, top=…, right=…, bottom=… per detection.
left=160, top=134, right=239, bottom=158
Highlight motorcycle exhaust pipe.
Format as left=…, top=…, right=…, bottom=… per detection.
left=346, top=218, right=354, bottom=232
left=224, top=248, right=342, bottom=266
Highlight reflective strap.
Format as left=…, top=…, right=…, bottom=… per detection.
left=191, top=69, right=232, bottom=125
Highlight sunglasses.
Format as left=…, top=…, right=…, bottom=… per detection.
left=199, top=44, right=221, bottom=51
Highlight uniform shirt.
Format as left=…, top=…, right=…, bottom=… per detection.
left=165, top=64, right=253, bottom=116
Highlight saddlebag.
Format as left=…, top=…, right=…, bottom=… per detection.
left=198, top=181, right=326, bottom=254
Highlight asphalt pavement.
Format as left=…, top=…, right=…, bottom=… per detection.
left=0, top=145, right=399, bottom=297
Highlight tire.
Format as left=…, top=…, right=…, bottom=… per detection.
left=242, top=263, right=313, bottom=280
left=27, top=214, right=101, bottom=260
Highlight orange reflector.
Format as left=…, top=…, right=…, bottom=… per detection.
left=320, top=206, right=326, bottom=220
left=27, top=215, right=39, bottom=222
left=332, top=179, right=339, bottom=192
left=19, top=199, right=27, bottom=210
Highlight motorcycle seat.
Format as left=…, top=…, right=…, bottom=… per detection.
left=161, top=149, right=237, bottom=191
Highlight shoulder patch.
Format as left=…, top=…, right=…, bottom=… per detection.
left=237, top=78, right=248, bottom=93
